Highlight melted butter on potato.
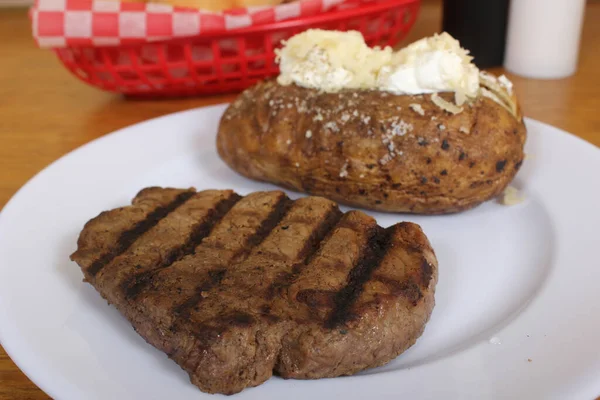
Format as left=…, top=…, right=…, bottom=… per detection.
left=276, top=30, right=480, bottom=105
left=276, top=30, right=519, bottom=118
left=276, top=30, right=391, bottom=92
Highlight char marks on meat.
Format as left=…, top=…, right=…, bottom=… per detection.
left=71, top=187, right=438, bottom=395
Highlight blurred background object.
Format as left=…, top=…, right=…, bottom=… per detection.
left=0, top=0, right=32, bottom=5
left=30, top=0, right=420, bottom=97
left=442, top=0, right=509, bottom=68
left=504, top=0, right=586, bottom=79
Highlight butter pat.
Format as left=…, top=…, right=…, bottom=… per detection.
left=501, top=186, right=525, bottom=206
left=276, top=30, right=480, bottom=103
left=381, top=32, right=480, bottom=104
left=276, top=30, right=392, bottom=92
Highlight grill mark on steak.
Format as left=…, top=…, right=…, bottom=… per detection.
left=221, top=311, right=254, bottom=327
left=87, top=191, right=195, bottom=277
left=370, top=275, right=423, bottom=305
left=420, top=257, right=434, bottom=287
left=352, top=222, right=432, bottom=309
left=177, top=198, right=342, bottom=341
left=296, top=289, right=336, bottom=308
left=123, top=193, right=242, bottom=300
left=287, top=211, right=377, bottom=323
left=172, top=196, right=293, bottom=318
left=185, top=309, right=258, bottom=352
left=324, top=226, right=391, bottom=329
left=126, top=192, right=292, bottom=352
left=170, top=201, right=345, bottom=358
left=266, top=207, right=343, bottom=300
left=71, top=188, right=439, bottom=395
left=242, top=197, right=293, bottom=250
left=173, top=269, right=226, bottom=318
left=290, top=207, right=344, bottom=265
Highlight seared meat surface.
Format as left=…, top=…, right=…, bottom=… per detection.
left=71, top=187, right=438, bottom=394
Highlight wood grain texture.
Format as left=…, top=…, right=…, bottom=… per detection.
left=0, top=1, right=599, bottom=398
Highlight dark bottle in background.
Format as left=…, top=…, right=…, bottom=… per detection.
left=442, top=0, right=510, bottom=69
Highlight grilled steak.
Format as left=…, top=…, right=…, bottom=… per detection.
left=71, top=187, right=438, bottom=395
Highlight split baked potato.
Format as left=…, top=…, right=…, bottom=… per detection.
left=217, top=79, right=526, bottom=214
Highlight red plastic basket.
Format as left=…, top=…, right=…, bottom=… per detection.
left=54, top=0, right=419, bottom=97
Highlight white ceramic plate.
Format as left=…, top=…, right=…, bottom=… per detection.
left=0, top=105, right=599, bottom=400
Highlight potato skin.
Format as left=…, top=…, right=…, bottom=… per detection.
left=217, top=80, right=526, bottom=214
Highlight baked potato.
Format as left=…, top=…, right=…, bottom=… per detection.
left=217, top=79, right=526, bottom=214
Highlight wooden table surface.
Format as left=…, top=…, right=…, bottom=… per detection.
left=1, top=0, right=599, bottom=398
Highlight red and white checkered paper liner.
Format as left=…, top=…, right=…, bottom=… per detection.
left=30, top=0, right=346, bottom=48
